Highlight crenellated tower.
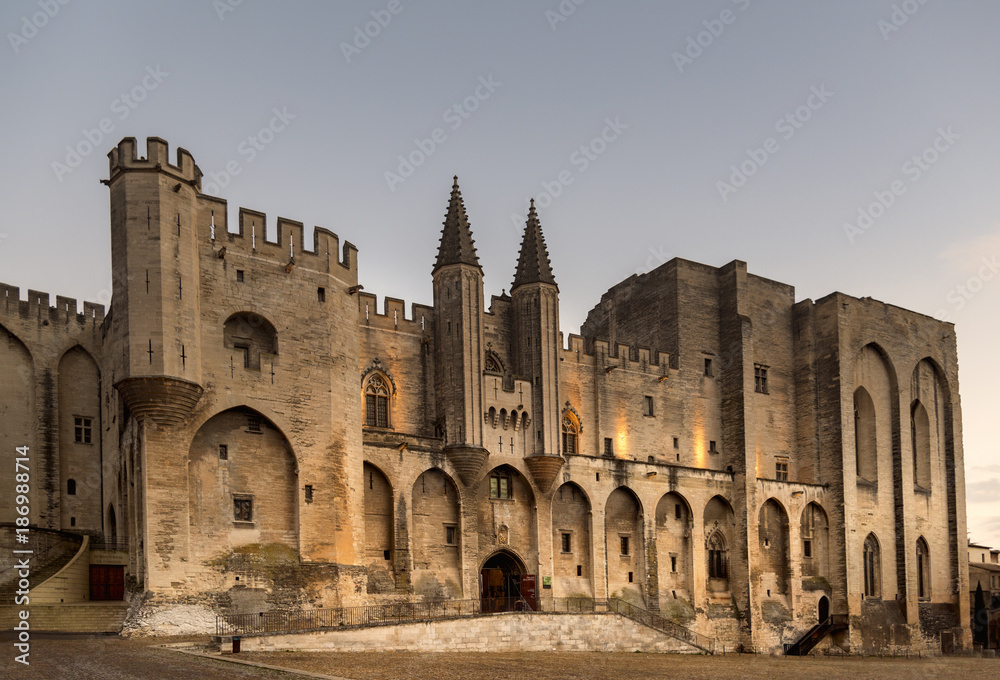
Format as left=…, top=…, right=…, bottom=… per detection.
left=432, top=178, right=489, bottom=484
left=511, top=200, right=563, bottom=492
left=106, top=137, right=204, bottom=426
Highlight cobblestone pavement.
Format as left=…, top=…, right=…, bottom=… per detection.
left=0, top=633, right=285, bottom=680
left=2, top=634, right=997, bottom=680
left=239, top=650, right=998, bottom=680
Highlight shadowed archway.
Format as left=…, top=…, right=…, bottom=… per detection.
left=480, top=549, right=530, bottom=612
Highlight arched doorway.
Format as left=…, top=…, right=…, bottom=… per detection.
left=480, top=550, right=530, bottom=613
left=818, top=595, right=830, bottom=622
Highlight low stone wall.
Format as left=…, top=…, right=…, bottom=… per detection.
left=232, top=612, right=703, bottom=654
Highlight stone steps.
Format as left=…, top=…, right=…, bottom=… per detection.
left=0, top=603, right=128, bottom=633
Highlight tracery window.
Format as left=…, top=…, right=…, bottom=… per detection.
left=916, top=537, right=930, bottom=599
left=365, top=375, right=390, bottom=428
left=707, top=531, right=728, bottom=580
left=562, top=413, right=579, bottom=454
left=863, top=533, right=881, bottom=598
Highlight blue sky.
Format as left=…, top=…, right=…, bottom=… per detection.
left=2, top=0, right=998, bottom=546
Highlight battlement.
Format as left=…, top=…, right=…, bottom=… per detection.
left=203, top=204, right=357, bottom=273
left=108, top=137, right=200, bottom=186
left=357, top=292, right=433, bottom=334
left=0, top=282, right=105, bottom=326
left=560, top=332, right=668, bottom=373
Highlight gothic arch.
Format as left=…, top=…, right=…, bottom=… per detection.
left=561, top=409, right=580, bottom=454
left=655, top=491, right=693, bottom=603
left=362, top=371, right=393, bottom=428
left=58, top=345, right=101, bottom=533
left=863, top=532, right=881, bottom=598
left=916, top=536, right=930, bottom=600
left=704, top=495, right=736, bottom=591
left=363, top=462, right=395, bottom=588
left=187, top=406, right=299, bottom=558
left=0, top=325, right=33, bottom=526
left=552, top=482, right=592, bottom=596
left=605, top=487, right=644, bottom=602
left=800, top=502, right=830, bottom=579
left=911, top=400, right=931, bottom=489
left=758, top=498, right=790, bottom=596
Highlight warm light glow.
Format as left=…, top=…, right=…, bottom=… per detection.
left=693, top=425, right=706, bottom=469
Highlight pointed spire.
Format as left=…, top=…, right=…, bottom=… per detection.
left=512, top=199, right=557, bottom=291
left=434, top=176, right=481, bottom=273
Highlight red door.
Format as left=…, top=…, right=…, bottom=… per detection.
left=90, top=565, right=124, bottom=600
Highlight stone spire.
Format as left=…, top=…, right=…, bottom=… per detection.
left=433, top=176, right=481, bottom=273
left=512, top=199, right=557, bottom=291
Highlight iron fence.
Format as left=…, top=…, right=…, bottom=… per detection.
left=89, top=540, right=129, bottom=552
left=216, top=594, right=716, bottom=654
left=606, top=597, right=716, bottom=654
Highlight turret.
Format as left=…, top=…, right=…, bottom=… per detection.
left=511, top=200, right=563, bottom=492
left=106, top=137, right=204, bottom=426
left=432, top=178, right=489, bottom=484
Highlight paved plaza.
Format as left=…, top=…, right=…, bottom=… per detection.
left=1, top=633, right=996, bottom=680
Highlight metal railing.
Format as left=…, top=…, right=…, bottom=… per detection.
left=89, top=540, right=129, bottom=552
left=606, top=597, right=716, bottom=654
left=217, top=598, right=481, bottom=636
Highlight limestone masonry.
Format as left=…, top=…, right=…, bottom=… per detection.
left=0, top=137, right=971, bottom=653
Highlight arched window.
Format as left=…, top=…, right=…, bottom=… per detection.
left=67, top=479, right=77, bottom=495
left=223, top=312, right=278, bottom=370
left=489, top=468, right=513, bottom=500
left=854, top=387, right=877, bottom=481
left=562, top=413, right=579, bottom=454
left=863, top=533, right=881, bottom=598
left=911, top=401, right=931, bottom=489
left=916, top=537, right=930, bottom=599
left=364, top=374, right=390, bottom=428
left=707, top=531, right=728, bottom=580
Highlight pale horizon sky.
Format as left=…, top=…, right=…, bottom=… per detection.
left=1, top=1, right=998, bottom=546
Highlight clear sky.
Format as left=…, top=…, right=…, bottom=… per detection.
left=1, top=1, right=998, bottom=546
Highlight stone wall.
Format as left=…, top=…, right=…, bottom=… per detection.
left=235, top=612, right=701, bottom=653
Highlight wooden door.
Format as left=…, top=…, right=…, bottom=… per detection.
left=90, top=565, right=124, bottom=600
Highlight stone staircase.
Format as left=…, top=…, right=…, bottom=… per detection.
left=0, top=525, right=83, bottom=601
left=0, top=602, right=129, bottom=633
